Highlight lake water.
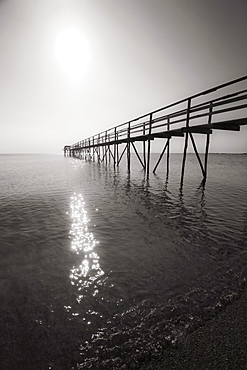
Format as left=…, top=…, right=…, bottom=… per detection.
left=0, top=153, right=246, bottom=369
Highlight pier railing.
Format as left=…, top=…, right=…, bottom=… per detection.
left=70, top=76, right=247, bottom=149
left=65, top=75, right=247, bottom=186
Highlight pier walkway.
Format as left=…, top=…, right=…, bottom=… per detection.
left=64, top=76, right=247, bottom=187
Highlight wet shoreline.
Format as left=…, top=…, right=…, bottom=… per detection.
left=140, top=289, right=247, bottom=369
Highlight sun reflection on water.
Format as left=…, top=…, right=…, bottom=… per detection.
left=69, top=193, right=104, bottom=303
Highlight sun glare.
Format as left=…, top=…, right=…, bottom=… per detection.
left=54, top=27, right=91, bottom=84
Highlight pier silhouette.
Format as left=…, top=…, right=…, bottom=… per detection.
left=64, top=76, right=247, bottom=187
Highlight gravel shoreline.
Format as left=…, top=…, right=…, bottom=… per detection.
left=140, top=289, right=247, bottom=369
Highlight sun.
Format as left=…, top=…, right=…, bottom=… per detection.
left=54, top=27, right=91, bottom=84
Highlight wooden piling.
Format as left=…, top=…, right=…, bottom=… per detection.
left=189, top=132, right=205, bottom=177
left=167, top=117, right=170, bottom=173
left=117, top=133, right=119, bottom=166
left=105, top=131, right=108, bottom=165
left=153, top=140, right=169, bottom=174
left=114, top=127, right=117, bottom=169
left=204, top=103, right=213, bottom=181
left=181, top=98, right=191, bottom=187
left=146, top=113, right=152, bottom=178
left=143, top=123, right=146, bottom=170
left=127, top=122, right=131, bottom=171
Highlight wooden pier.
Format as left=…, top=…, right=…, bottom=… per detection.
left=64, top=76, right=247, bottom=187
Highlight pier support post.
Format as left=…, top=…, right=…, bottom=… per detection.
left=167, top=117, right=170, bottom=174
left=97, top=134, right=101, bottom=163
left=189, top=132, right=205, bottom=177
left=114, top=127, right=117, bottom=169
left=105, top=131, right=108, bottom=165
left=146, top=113, right=152, bottom=178
left=153, top=139, right=170, bottom=174
left=181, top=98, right=191, bottom=187
left=108, top=134, right=111, bottom=164
left=88, top=139, right=91, bottom=161
left=117, top=144, right=128, bottom=166
left=117, top=134, right=119, bottom=166
left=143, top=123, right=146, bottom=171
left=92, top=137, right=95, bottom=161
left=204, top=134, right=210, bottom=180
left=127, top=122, right=131, bottom=172
left=204, top=103, right=213, bottom=182
left=131, top=142, right=145, bottom=169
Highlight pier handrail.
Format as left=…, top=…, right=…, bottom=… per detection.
left=69, top=75, right=247, bottom=150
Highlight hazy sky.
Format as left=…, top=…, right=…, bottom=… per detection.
left=0, top=0, right=247, bottom=153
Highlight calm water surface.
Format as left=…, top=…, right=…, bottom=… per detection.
left=0, top=153, right=246, bottom=369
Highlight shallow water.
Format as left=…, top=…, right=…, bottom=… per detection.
left=0, top=153, right=246, bottom=369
